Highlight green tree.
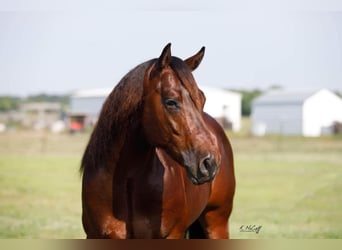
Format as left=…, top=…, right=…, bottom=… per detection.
left=25, top=93, right=70, bottom=105
left=0, top=96, right=20, bottom=111
left=239, top=89, right=263, bottom=116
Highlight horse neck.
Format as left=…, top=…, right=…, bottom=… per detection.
left=128, top=115, right=155, bottom=154
left=81, top=109, right=150, bottom=176
left=115, top=120, right=157, bottom=176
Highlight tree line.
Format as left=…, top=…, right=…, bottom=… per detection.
left=232, top=89, right=262, bottom=116
left=0, top=90, right=266, bottom=116
left=0, top=94, right=70, bottom=112
left=1, top=89, right=341, bottom=116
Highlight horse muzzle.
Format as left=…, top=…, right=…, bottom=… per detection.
left=184, top=153, right=220, bottom=185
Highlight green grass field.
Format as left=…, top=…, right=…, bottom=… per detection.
left=0, top=132, right=86, bottom=238
left=0, top=129, right=341, bottom=238
left=229, top=135, right=342, bottom=238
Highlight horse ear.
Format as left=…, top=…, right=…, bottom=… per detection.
left=184, top=46, right=205, bottom=71
left=158, top=43, right=172, bottom=69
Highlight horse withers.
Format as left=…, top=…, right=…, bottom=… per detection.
left=80, top=44, right=235, bottom=239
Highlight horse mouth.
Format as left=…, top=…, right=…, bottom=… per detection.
left=188, top=174, right=214, bottom=185
left=181, top=151, right=220, bottom=185
left=184, top=165, right=218, bottom=185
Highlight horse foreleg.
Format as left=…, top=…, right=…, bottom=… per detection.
left=199, top=209, right=230, bottom=239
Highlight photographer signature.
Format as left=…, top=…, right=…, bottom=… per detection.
left=239, top=224, right=262, bottom=234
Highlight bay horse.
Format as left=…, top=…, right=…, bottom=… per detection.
left=80, top=44, right=235, bottom=239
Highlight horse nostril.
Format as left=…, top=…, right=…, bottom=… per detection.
left=199, top=154, right=213, bottom=177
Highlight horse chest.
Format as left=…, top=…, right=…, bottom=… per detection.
left=160, top=166, right=211, bottom=236
left=113, top=162, right=210, bottom=238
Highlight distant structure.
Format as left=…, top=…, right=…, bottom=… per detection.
left=69, top=88, right=111, bottom=131
left=69, top=86, right=242, bottom=132
left=200, top=86, right=241, bottom=132
left=21, top=102, right=62, bottom=130
left=251, top=89, right=342, bottom=137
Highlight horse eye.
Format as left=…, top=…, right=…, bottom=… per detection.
left=164, top=98, right=180, bottom=110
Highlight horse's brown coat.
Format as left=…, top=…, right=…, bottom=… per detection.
left=81, top=44, right=235, bottom=238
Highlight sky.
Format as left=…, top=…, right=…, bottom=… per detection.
left=1, top=0, right=342, bottom=96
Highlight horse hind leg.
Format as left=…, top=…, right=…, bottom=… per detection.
left=187, top=220, right=207, bottom=239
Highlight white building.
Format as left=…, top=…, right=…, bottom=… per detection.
left=21, top=102, right=62, bottom=130
left=251, top=89, right=342, bottom=137
left=70, top=86, right=241, bottom=131
left=200, top=86, right=241, bottom=132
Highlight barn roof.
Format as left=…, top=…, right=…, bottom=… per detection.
left=72, top=86, right=241, bottom=99
left=72, top=88, right=112, bottom=98
left=200, top=86, right=241, bottom=98
left=199, top=86, right=241, bottom=104
left=253, top=89, right=326, bottom=105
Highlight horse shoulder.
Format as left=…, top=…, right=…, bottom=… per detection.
left=203, top=113, right=236, bottom=209
left=155, top=148, right=211, bottom=235
left=82, top=169, right=127, bottom=238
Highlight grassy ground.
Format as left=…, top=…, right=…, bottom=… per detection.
left=0, top=128, right=341, bottom=238
left=0, top=132, right=87, bottom=238
left=229, top=135, right=342, bottom=238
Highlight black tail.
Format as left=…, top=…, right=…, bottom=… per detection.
left=187, top=220, right=207, bottom=239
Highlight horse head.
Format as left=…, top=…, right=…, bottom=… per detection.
left=142, top=43, right=221, bottom=185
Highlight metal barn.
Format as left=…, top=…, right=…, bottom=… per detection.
left=69, top=86, right=241, bottom=132
left=251, top=89, right=342, bottom=137
left=69, top=88, right=112, bottom=130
